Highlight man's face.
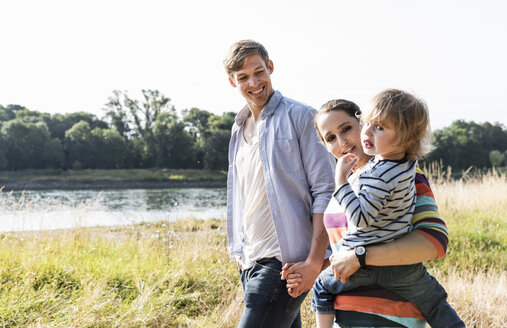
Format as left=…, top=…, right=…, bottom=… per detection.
left=228, top=54, right=274, bottom=112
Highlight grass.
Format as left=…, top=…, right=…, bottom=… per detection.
left=0, top=168, right=227, bottom=184
left=425, top=169, right=507, bottom=273
left=0, top=219, right=238, bottom=327
left=0, top=170, right=505, bottom=327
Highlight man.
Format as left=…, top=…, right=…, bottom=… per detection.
left=224, top=39, right=335, bottom=327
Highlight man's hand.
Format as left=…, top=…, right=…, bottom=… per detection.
left=283, top=259, right=330, bottom=297
left=281, top=259, right=322, bottom=298
left=235, top=256, right=243, bottom=271
left=330, top=249, right=360, bottom=283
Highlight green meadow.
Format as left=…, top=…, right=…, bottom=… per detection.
left=0, top=171, right=505, bottom=327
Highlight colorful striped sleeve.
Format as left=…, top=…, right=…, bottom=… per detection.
left=412, top=168, right=448, bottom=258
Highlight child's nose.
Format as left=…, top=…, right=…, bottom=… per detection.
left=363, top=125, right=373, bottom=136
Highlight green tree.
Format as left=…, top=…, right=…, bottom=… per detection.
left=0, top=133, right=8, bottom=169
left=208, top=112, right=235, bottom=131
left=64, top=121, right=96, bottom=169
left=103, top=90, right=175, bottom=167
left=204, top=129, right=230, bottom=170
left=182, top=108, right=215, bottom=169
left=183, top=107, right=212, bottom=138
left=91, top=128, right=128, bottom=169
left=2, top=120, right=63, bottom=169
left=426, top=120, right=507, bottom=171
left=103, top=90, right=131, bottom=139
left=15, top=108, right=44, bottom=123
left=0, top=105, right=18, bottom=122
left=153, top=115, right=196, bottom=168
left=45, top=112, right=108, bottom=140
left=202, top=112, right=235, bottom=170
left=489, top=150, right=505, bottom=167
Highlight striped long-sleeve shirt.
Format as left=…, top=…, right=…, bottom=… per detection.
left=330, top=169, right=449, bottom=326
left=334, top=158, right=417, bottom=248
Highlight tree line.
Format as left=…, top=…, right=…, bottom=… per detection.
left=424, top=119, right=507, bottom=171
left=0, top=90, right=234, bottom=171
left=0, top=90, right=506, bottom=172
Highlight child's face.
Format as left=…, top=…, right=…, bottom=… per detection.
left=316, top=110, right=368, bottom=164
left=361, top=120, right=405, bottom=160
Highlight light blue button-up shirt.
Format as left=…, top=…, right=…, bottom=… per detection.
left=227, top=90, right=335, bottom=264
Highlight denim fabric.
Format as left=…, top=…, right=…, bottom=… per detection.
left=312, top=266, right=378, bottom=314
left=378, top=264, right=465, bottom=328
left=238, top=259, right=308, bottom=328
left=312, top=267, right=338, bottom=314
left=227, top=90, right=335, bottom=265
left=312, top=264, right=465, bottom=328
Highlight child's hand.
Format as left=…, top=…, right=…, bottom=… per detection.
left=336, top=153, right=358, bottom=186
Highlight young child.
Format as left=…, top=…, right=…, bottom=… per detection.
left=312, top=90, right=464, bottom=328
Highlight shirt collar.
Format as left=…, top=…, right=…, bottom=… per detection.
left=234, top=90, right=283, bottom=125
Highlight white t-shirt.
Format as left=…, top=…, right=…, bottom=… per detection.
left=235, top=131, right=281, bottom=270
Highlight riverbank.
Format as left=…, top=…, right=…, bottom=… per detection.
left=0, top=168, right=227, bottom=190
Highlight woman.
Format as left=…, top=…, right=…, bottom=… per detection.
left=287, top=99, right=448, bottom=327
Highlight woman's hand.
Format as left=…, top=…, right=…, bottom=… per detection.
left=284, top=271, right=303, bottom=298
left=280, top=259, right=322, bottom=298
left=282, top=259, right=330, bottom=297
left=330, top=249, right=360, bottom=283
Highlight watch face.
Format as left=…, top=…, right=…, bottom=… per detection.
left=356, top=246, right=365, bottom=255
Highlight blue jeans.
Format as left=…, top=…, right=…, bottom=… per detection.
left=312, top=264, right=465, bottom=328
left=238, top=258, right=309, bottom=328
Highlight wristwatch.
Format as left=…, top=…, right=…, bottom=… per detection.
left=354, top=246, right=367, bottom=268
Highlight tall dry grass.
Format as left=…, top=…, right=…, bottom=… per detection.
left=427, top=169, right=506, bottom=273
left=435, top=270, right=506, bottom=328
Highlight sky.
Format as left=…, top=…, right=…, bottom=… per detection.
left=1, top=0, right=506, bottom=130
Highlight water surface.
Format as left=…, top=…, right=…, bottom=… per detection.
left=0, top=188, right=226, bottom=232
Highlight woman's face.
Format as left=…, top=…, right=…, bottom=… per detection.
left=316, top=110, right=370, bottom=168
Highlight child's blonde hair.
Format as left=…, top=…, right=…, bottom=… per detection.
left=362, top=89, right=431, bottom=160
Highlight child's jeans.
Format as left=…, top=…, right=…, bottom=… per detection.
left=312, top=263, right=465, bottom=328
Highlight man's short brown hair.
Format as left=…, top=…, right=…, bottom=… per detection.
left=223, top=40, right=270, bottom=76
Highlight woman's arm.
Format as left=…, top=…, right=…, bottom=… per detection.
left=287, top=169, right=448, bottom=286
left=331, top=169, right=448, bottom=282
left=330, top=231, right=436, bottom=282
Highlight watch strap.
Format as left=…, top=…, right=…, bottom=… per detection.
left=355, top=247, right=367, bottom=268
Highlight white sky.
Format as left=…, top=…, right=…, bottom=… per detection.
left=1, top=0, right=506, bottom=130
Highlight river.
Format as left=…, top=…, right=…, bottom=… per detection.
left=0, top=188, right=227, bottom=232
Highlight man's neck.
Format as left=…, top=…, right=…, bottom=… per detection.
left=247, top=89, right=275, bottom=122
left=248, top=106, right=263, bottom=122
